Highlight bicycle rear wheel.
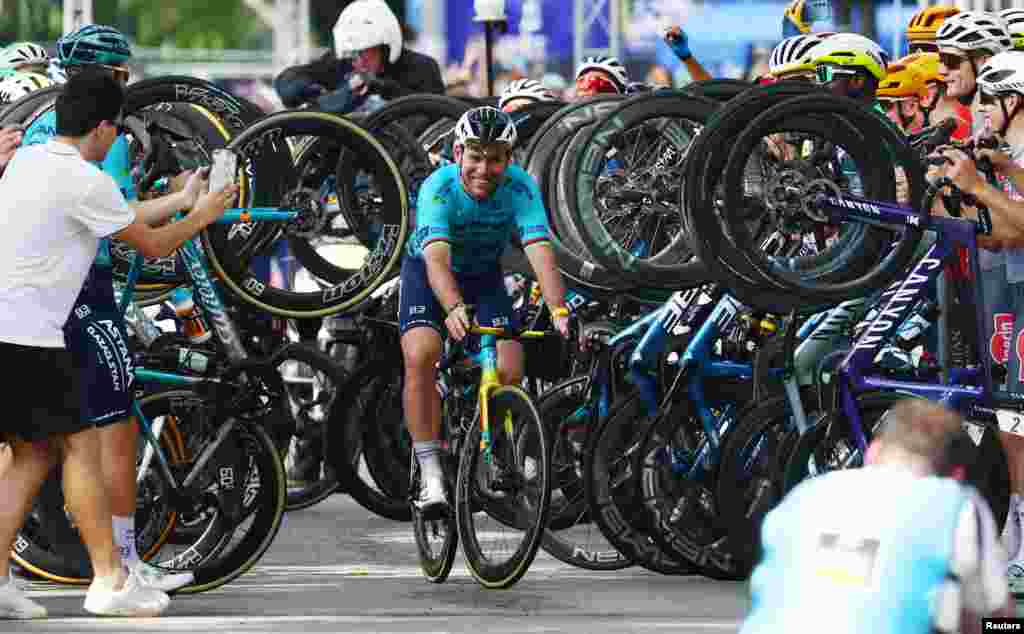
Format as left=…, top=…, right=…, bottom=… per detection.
left=456, top=386, right=551, bottom=589
left=719, top=94, right=925, bottom=307
left=203, top=111, right=409, bottom=318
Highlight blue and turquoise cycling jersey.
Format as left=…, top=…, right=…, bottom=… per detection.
left=406, top=163, right=551, bottom=275
left=740, top=465, right=968, bottom=634
left=23, top=109, right=136, bottom=267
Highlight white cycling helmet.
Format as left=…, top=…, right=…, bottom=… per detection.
left=1001, top=9, right=1024, bottom=50
left=498, top=79, right=555, bottom=110
left=0, top=71, right=54, bottom=104
left=935, top=11, right=1012, bottom=55
left=769, top=33, right=829, bottom=76
left=333, top=0, right=403, bottom=65
left=0, top=42, right=49, bottom=70
left=453, top=106, right=518, bottom=149
left=977, top=50, right=1024, bottom=96
left=574, top=56, right=629, bottom=93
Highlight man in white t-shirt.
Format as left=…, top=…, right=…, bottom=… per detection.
left=0, top=69, right=236, bottom=619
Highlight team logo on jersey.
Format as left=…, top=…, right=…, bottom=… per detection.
left=812, top=532, right=882, bottom=588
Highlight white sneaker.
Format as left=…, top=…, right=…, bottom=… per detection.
left=0, top=575, right=46, bottom=619
left=414, top=475, right=449, bottom=519
left=130, top=561, right=194, bottom=593
left=84, top=570, right=170, bottom=617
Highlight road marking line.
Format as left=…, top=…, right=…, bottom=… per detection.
left=30, top=615, right=746, bottom=629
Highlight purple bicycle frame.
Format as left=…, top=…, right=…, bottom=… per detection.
left=816, top=194, right=991, bottom=453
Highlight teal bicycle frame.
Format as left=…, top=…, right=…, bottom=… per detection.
left=117, top=207, right=296, bottom=489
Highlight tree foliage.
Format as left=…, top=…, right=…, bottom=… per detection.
left=0, top=0, right=270, bottom=49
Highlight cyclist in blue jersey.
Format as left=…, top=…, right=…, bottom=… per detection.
left=400, top=106, right=570, bottom=516
left=20, top=25, right=205, bottom=593
left=742, top=400, right=1011, bottom=634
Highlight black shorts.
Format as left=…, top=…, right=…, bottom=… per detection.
left=62, top=264, right=134, bottom=426
left=397, top=256, right=517, bottom=337
left=0, top=341, right=86, bottom=442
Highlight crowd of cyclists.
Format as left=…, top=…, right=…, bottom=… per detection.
left=2, top=0, right=1024, bottom=629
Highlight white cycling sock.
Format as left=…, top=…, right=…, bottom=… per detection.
left=414, top=441, right=443, bottom=484
left=112, top=515, right=139, bottom=567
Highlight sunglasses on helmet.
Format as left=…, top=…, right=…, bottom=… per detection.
left=815, top=64, right=859, bottom=84
left=576, top=74, right=619, bottom=95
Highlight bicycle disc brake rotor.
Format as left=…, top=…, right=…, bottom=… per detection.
left=763, top=162, right=840, bottom=234
left=283, top=187, right=328, bottom=239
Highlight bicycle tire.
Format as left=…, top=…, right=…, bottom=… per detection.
left=362, top=93, right=471, bottom=142
left=681, top=81, right=853, bottom=309
left=11, top=397, right=187, bottom=584
left=682, top=83, right=908, bottom=311
left=121, top=78, right=275, bottom=284
left=720, top=94, right=925, bottom=306
left=556, top=115, right=699, bottom=274
left=174, top=419, right=287, bottom=594
left=279, top=343, right=348, bottom=512
left=536, top=376, right=634, bottom=571
left=512, top=100, right=566, bottom=147
left=456, top=385, right=551, bottom=588
left=713, top=391, right=821, bottom=576
left=568, top=91, right=718, bottom=288
left=519, top=95, right=634, bottom=293
left=202, top=110, right=409, bottom=318
left=325, top=359, right=412, bottom=522
left=638, top=379, right=757, bottom=580
left=0, top=84, right=61, bottom=128
left=583, top=389, right=694, bottom=575
left=411, top=450, right=458, bottom=583
left=680, top=79, right=754, bottom=103
left=109, top=102, right=240, bottom=286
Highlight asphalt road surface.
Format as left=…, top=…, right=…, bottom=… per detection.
left=7, top=494, right=750, bottom=633
left=7, top=494, right=1024, bottom=633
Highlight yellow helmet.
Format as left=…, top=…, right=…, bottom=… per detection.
left=901, top=52, right=942, bottom=84
left=809, top=32, right=889, bottom=81
left=877, top=62, right=928, bottom=100
left=906, top=5, right=960, bottom=43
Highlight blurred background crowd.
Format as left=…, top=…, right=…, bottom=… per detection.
left=4, top=0, right=1011, bottom=114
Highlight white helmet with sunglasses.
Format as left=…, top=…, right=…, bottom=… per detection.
left=574, top=56, right=629, bottom=94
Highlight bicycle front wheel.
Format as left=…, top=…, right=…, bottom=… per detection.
left=456, top=386, right=551, bottom=589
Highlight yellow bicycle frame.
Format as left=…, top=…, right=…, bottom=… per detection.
left=470, top=326, right=548, bottom=457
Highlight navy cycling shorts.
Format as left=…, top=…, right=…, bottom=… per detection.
left=63, top=264, right=135, bottom=426
left=398, top=256, right=517, bottom=337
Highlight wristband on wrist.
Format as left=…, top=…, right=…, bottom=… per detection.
left=447, top=301, right=465, bottom=315
left=551, top=306, right=570, bottom=318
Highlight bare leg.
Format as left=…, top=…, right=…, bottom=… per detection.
left=59, top=428, right=121, bottom=580
left=101, top=419, right=137, bottom=516
left=496, top=340, right=524, bottom=387
left=401, top=328, right=443, bottom=443
left=0, top=438, right=57, bottom=579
